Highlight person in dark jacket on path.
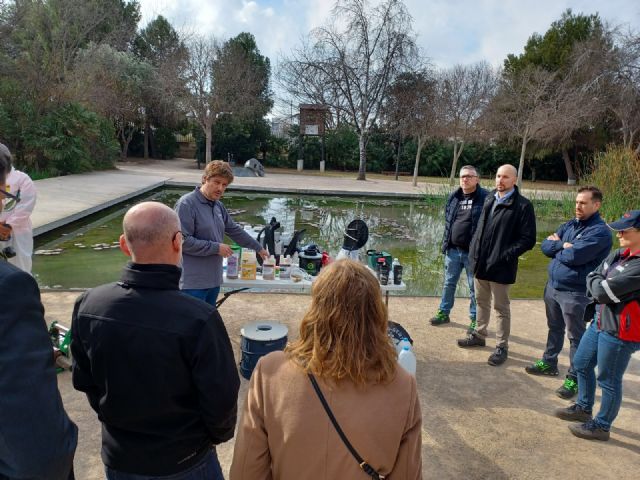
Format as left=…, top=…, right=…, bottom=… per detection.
left=555, top=210, right=640, bottom=441
left=525, top=187, right=612, bottom=399
left=430, top=165, right=488, bottom=331
left=0, top=163, right=77, bottom=480
left=457, top=164, right=536, bottom=366
left=71, top=202, right=240, bottom=479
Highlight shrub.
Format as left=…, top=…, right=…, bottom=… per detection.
left=581, top=145, right=640, bottom=220
left=25, top=103, right=117, bottom=175
left=154, top=127, right=179, bottom=159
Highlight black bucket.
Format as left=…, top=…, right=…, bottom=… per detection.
left=239, top=322, right=288, bottom=379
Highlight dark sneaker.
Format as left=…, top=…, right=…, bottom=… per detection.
left=430, top=310, right=450, bottom=325
left=487, top=346, right=508, bottom=366
left=556, top=377, right=578, bottom=399
left=457, top=332, right=486, bottom=348
left=568, top=420, right=610, bottom=441
left=554, top=403, right=592, bottom=422
left=525, top=360, right=559, bottom=376
left=467, top=316, right=477, bottom=333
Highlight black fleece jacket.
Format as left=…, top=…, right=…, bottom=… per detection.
left=71, top=263, right=240, bottom=476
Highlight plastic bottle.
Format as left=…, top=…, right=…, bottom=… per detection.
left=240, top=249, right=257, bottom=280
left=262, top=255, right=276, bottom=280
left=396, top=337, right=412, bottom=355
left=398, top=345, right=416, bottom=376
left=227, top=245, right=241, bottom=279
left=392, top=258, right=403, bottom=285
left=279, top=255, right=291, bottom=280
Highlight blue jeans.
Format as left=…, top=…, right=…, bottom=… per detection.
left=105, top=450, right=223, bottom=480
left=542, top=283, right=590, bottom=377
left=182, top=287, right=221, bottom=307
left=574, top=321, right=640, bottom=430
left=439, top=248, right=476, bottom=318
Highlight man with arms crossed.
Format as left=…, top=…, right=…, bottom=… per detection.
left=430, top=165, right=488, bottom=330
left=457, top=164, right=536, bottom=366
left=71, top=202, right=239, bottom=479
left=526, top=187, right=611, bottom=399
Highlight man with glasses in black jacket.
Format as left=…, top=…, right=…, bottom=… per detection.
left=71, top=202, right=240, bottom=479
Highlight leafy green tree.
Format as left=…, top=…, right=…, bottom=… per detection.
left=502, top=9, right=607, bottom=183
left=133, top=15, right=188, bottom=158
left=74, top=43, right=154, bottom=159
left=505, top=9, right=603, bottom=74
left=26, top=103, right=118, bottom=174
left=185, top=32, right=272, bottom=165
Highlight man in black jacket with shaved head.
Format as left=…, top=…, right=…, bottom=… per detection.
left=457, top=164, right=537, bottom=366
left=71, top=202, right=240, bottom=479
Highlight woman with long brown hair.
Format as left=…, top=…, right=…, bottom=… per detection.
left=230, top=259, right=422, bottom=479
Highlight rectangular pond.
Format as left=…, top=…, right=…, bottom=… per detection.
left=33, top=189, right=565, bottom=298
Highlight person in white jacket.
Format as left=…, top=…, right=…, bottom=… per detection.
left=0, top=143, right=37, bottom=273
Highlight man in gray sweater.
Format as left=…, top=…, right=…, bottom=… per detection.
left=175, top=160, right=269, bottom=305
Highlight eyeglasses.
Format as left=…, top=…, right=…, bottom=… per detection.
left=460, top=175, right=477, bottom=180
left=617, top=228, right=640, bottom=235
left=172, top=231, right=184, bottom=244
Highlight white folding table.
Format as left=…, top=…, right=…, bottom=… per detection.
left=220, top=273, right=405, bottom=307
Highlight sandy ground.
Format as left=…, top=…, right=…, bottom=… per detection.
left=42, top=291, right=640, bottom=480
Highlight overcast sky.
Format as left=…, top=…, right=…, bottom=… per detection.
left=138, top=0, right=640, bottom=114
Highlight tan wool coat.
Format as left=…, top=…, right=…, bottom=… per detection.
left=230, top=351, right=422, bottom=479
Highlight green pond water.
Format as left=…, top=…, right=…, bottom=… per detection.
left=33, top=189, right=563, bottom=298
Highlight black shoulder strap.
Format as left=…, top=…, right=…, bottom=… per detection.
left=308, top=374, right=384, bottom=479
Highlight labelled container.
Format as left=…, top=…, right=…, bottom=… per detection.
left=227, top=245, right=241, bottom=279
left=240, top=249, right=257, bottom=280
left=279, top=255, right=291, bottom=279
left=262, top=256, right=276, bottom=280
left=367, top=250, right=393, bottom=269
left=393, top=263, right=403, bottom=285
left=299, top=245, right=323, bottom=276
left=240, top=321, right=288, bottom=379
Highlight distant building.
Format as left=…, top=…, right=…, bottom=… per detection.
left=270, top=117, right=294, bottom=139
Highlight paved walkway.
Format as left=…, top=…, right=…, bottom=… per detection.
left=34, top=158, right=626, bottom=479
left=44, top=292, right=640, bottom=480
left=32, top=158, right=567, bottom=235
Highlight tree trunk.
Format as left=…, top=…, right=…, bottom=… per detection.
left=143, top=117, right=150, bottom=160
left=357, top=133, right=367, bottom=181
left=448, top=140, right=465, bottom=185
left=517, top=133, right=528, bottom=186
left=395, top=134, right=401, bottom=181
left=413, top=135, right=424, bottom=187
left=562, top=148, right=576, bottom=185
left=205, top=122, right=212, bottom=165
left=118, top=125, right=128, bottom=161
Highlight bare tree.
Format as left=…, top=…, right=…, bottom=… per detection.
left=278, top=0, right=418, bottom=180
left=184, top=34, right=270, bottom=164
left=382, top=70, right=437, bottom=186
left=604, top=31, right=640, bottom=153
left=488, top=67, right=561, bottom=185
left=436, top=62, right=497, bottom=185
